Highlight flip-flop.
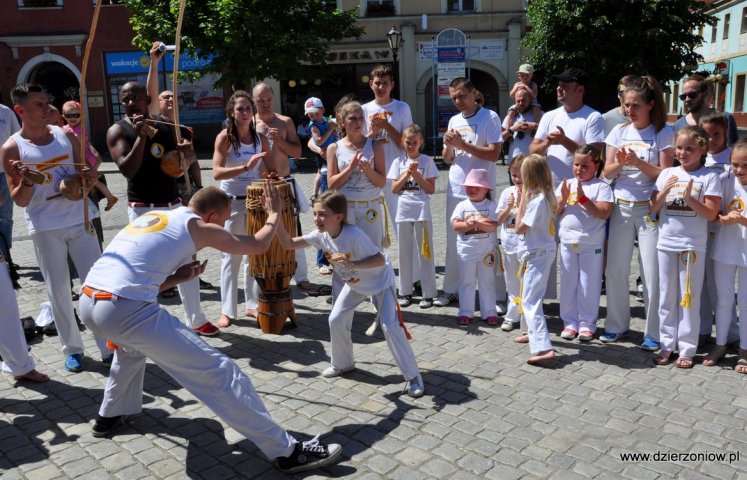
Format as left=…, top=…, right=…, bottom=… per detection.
left=654, top=350, right=672, bottom=366
left=674, top=356, right=694, bottom=369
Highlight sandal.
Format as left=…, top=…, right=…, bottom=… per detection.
left=458, top=316, right=471, bottom=326
left=306, top=284, right=333, bottom=297
left=674, top=356, right=694, bottom=369
left=485, top=316, right=499, bottom=326
left=104, top=196, right=119, bottom=212
left=654, top=350, right=673, bottom=365
left=736, top=349, right=747, bottom=374
left=703, top=345, right=728, bottom=367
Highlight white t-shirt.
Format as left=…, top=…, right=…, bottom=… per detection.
left=655, top=166, right=722, bottom=252
left=386, top=154, right=439, bottom=222
left=446, top=107, right=503, bottom=197
left=555, top=177, right=614, bottom=246
left=605, top=123, right=674, bottom=201
left=705, top=147, right=731, bottom=169
left=219, top=139, right=263, bottom=197
left=334, top=138, right=381, bottom=201
left=362, top=99, right=412, bottom=170
left=517, top=193, right=556, bottom=256
left=535, top=105, right=605, bottom=184
left=303, top=225, right=394, bottom=295
left=497, top=186, right=520, bottom=254
left=712, top=172, right=747, bottom=267
left=0, top=104, right=20, bottom=175
left=502, top=109, right=539, bottom=159
left=450, top=197, right=498, bottom=260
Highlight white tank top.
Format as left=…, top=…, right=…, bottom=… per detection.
left=220, top=137, right=263, bottom=197
left=335, top=138, right=381, bottom=201
left=13, top=126, right=95, bottom=234
left=84, top=206, right=199, bottom=302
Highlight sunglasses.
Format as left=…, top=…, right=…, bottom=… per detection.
left=64, top=113, right=80, bottom=118
left=678, top=91, right=701, bottom=101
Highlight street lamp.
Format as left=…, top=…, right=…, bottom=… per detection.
left=387, top=25, right=402, bottom=98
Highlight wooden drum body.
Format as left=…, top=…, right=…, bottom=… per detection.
left=246, top=180, right=297, bottom=334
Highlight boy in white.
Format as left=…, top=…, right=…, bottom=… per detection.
left=362, top=64, right=413, bottom=222
left=277, top=191, right=424, bottom=397
left=707, top=142, right=747, bottom=371
left=555, top=146, right=613, bottom=341
left=451, top=169, right=499, bottom=324
left=387, top=125, right=439, bottom=308
left=651, top=127, right=721, bottom=367
left=439, top=77, right=502, bottom=307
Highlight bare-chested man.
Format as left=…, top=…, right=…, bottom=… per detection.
left=253, top=83, right=317, bottom=293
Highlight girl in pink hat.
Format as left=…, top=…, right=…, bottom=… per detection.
left=450, top=168, right=499, bottom=325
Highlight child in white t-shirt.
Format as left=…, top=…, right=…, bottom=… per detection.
left=387, top=124, right=438, bottom=308
left=515, top=154, right=558, bottom=365
left=451, top=169, right=499, bottom=325
left=651, top=126, right=722, bottom=368
left=704, top=138, right=747, bottom=371
left=698, top=111, right=734, bottom=343
left=496, top=155, right=526, bottom=335
left=555, top=145, right=613, bottom=342
left=276, top=191, right=425, bottom=397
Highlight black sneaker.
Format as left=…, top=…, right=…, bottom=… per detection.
left=92, top=415, right=125, bottom=438
left=276, top=435, right=342, bottom=474
left=412, top=281, right=422, bottom=297
left=198, top=278, right=214, bottom=289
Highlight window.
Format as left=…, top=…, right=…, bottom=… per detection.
left=18, top=0, right=62, bottom=6
left=735, top=74, right=746, bottom=112
left=742, top=7, right=747, bottom=33
left=712, top=19, right=719, bottom=43
left=724, top=13, right=731, bottom=40
left=321, top=0, right=338, bottom=11
left=448, top=0, right=475, bottom=12
left=366, top=0, right=394, bottom=17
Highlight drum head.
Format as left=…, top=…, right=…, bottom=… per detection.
left=161, top=150, right=185, bottom=178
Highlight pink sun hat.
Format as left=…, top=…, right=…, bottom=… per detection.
left=461, top=168, right=494, bottom=190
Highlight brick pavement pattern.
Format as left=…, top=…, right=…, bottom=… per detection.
left=1, top=161, right=746, bottom=479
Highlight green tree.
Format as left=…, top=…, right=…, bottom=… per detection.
left=124, top=0, right=364, bottom=87
left=523, top=0, right=715, bottom=109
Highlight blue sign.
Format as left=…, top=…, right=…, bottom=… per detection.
left=105, top=51, right=216, bottom=75
left=437, top=47, right=466, bottom=62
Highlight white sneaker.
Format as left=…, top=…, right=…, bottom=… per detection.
left=405, top=374, right=425, bottom=398
left=321, top=365, right=354, bottom=378
left=433, top=293, right=457, bottom=307
left=501, top=318, right=519, bottom=332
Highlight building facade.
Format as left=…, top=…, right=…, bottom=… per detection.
left=0, top=0, right=529, bottom=154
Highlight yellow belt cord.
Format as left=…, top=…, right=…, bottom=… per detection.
left=515, top=259, right=527, bottom=314
left=496, top=246, right=505, bottom=273
left=382, top=197, right=392, bottom=248
left=680, top=251, right=693, bottom=309
left=420, top=222, right=432, bottom=260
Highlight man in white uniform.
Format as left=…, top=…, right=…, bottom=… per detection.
left=0, top=83, right=108, bottom=373
left=80, top=185, right=341, bottom=474
left=0, top=99, right=20, bottom=263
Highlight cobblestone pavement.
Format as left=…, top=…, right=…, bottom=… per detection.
left=1, top=160, right=746, bottom=479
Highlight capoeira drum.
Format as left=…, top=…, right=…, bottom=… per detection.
left=246, top=179, right=298, bottom=334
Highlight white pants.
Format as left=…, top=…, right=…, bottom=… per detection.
left=494, top=254, right=507, bottom=303
left=285, top=175, right=309, bottom=285
left=220, top=202, right=260, bottom=318
left=32, top=224, right=107, bottom=358
left=457, top=253, right=498, bottom=319
left=0, top=262, right=36, bottom=376
left=333, top=198, right=386, bottom=299
left=396, top=221, right=437, bottom=298
left=560, top=243, right=604, bottom=333
left=605, top=203, right=659, bottom=340
left=522, top=248, right=556, bottom=354
left=699, top=232, right=738, bottom=340
left=129, top=205, right=207, bottom=329
left=713, top=261, right=747, bottom=348
left=328, top=285, right=420, bottom=381
left=658, top=249, right=705, bottom=358
left=443, top=190, right=464, bottom=294
left=79, top=294, right=296, bottom=459
left=502, top=250, right=523, bottom=325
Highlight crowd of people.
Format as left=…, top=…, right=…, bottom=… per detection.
left=1, top=48, right=747, bottom=473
